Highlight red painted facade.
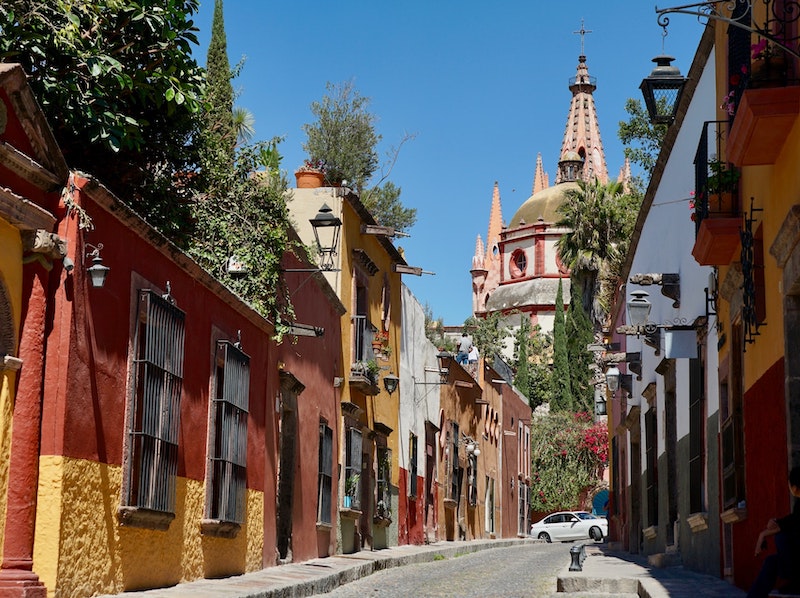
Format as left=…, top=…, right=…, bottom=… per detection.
left=734, top=358, right=788, bottom=590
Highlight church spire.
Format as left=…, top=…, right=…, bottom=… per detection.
left=618, top=157, right=633, bottom=193
left=486, top=181, right=504, bottom=260
left=556, top=46, right=609, bottom=185
left=532, top=152, right=549, bottom=195
left=472, top=234, right=485, bottom=270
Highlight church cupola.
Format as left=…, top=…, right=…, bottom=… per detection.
left=558, top=150, right=585, bottom=183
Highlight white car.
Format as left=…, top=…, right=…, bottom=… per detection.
left=530, top=511, right=608, bottom=543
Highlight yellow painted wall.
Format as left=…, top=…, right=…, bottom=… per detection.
left=0, top=217, right=23, bottom=566
left=34, top=456, right=264, bottom=598
left=732, top=111, right=800, bottom=390
left=337, top=199, right=402, bottom=469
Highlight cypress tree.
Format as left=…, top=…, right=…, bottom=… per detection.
left=566, top=276, right=595, bottom=413
left=203, top=0, right=235, bottom=163
left=552, top=277, right=573, bottom=411
left=513, top=316, right=532, bottom=400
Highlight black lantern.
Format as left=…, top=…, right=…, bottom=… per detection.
left=383, top=373, right=399, bottom=396
left=595, top=395, right=608, bottom=416
left=309, top=203, right=342, bottom=271
left=640, top=55, right=686, bottom=125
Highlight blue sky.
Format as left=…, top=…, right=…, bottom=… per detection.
left=193, top=1, right=704, bottom=325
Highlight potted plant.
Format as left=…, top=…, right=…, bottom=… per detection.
left=366, top=359, right=380, bottom=385
left=344, top=474, right=360, bottom=508
left=706, top=159, right=740, bottom=194
left=750, top=38, right=787, bottom=88
left=294, top=158, right=326, bottom=188
left=372, top=329, right=390, bottom=356
left=374, top=499, right=392, bottom=524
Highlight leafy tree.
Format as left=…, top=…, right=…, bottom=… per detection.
left=550, top=278, right=572, bottom=412
left=362, top=181, right=417, bottom=233
left=618, top=97, right=668, bottom=185
left=423, top=303, right=456, bottom=352
left=0, top=0, right=206, bottom=240
left=191, top=143, right=293, bottom=334
left=530, top=411, right=608, bottom=512
left=189, top=1, right=293, bottom=333
left=527, top=327, right=554, bottom=411
left=302, top=81, right=417, bottom=232
left=302, top=80, right=380, bottom=190
left=566, top=279, right=595, bottom=413
left=464, top=312, right=508, bottom=360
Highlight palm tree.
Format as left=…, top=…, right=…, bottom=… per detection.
left=232, top=106, right=255, bottom=146
left=556, top=179, right=641, bottom=327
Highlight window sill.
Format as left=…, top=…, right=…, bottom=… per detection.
left=443, top=498, right=458, bottom=510
left=316, top=521, right=333, bottom=532
left=720, top=507, right=747, bottom=524
left=373, top=516, right=392, bottom=527
left=200, top=519, right=241, bottom=539
left=643, top=525, right=657, bottom=540
left=687, top=512, right=709, bottom=533
left=339, top=507, right=362, bottom=520
left=117, top=506, right=174, bottom=531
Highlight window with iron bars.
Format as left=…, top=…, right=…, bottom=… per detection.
left=120, top=289, right=185, bottom=530
left=645, top=409, right=658, bottom=528
left=689, top=355, right=707, bottom=514
left=376, top=445, right=391, bottom=519
left=318, top=422, right=333, bottom=525
left=345, top=427, right=362, bottom=510
left=206, top=340, right=250, bottom=528
left=447, top=422, right=460, bottom=502
left=408, top=433, right=418, bottom=498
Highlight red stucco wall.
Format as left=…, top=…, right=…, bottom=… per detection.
left=277, top=251, right=343, bottom=562
left=398, top=468, right=424, bottom=544
left=734, top=358, right=788, bottom=590
left=41, top=178, right=275, bottom=496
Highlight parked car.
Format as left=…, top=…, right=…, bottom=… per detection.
left=530, top=511, right=608, bottom=543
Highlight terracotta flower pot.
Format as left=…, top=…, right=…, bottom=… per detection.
left=295, top=170, right=324, bottom=188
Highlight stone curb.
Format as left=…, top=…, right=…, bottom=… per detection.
left=102, top=538, right=534, bottom=598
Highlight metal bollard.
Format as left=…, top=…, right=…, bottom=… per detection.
left=568, top=544, right=583, bottom=571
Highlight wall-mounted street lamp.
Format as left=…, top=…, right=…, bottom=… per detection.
left=383, top=373, right=399, bottom=396
left=628, top=290, right=653, bottom=330
left=605, top=366, right=621, bottom=392
left=640, top=54, right=686, bottom=125
left=85, top=243, right=109, bottom=288
left=461, top=434, right=481, bottom=457
left=418, top=352, right=451, bottom=386
left=309, top=203, right=342, bottom=271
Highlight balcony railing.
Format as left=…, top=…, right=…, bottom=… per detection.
left=351, top=314, right=374, bottom=364
left=694, top=120, right=739, bottom=231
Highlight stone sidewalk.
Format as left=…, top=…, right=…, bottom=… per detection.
left=557, top=544, right=747, bottom=597
left=101, top=539, right=750, bottom=598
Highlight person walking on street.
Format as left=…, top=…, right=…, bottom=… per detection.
left=457, top=333, right=472, bottom=365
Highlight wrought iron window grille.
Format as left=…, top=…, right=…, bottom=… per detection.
left=740, top=197, right=765, bottom=346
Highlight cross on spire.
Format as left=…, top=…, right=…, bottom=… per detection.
left=573, top=18, right=592, bottom=56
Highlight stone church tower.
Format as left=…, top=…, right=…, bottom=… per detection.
left=471, top=49, right=626, bottom=352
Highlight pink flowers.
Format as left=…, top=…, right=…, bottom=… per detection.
left=720, top=90, right=737, bottom=116
left=752, top=38, right=769, bottom=60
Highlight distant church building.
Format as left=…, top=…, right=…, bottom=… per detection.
left=470, top=47, right=629, bottom=352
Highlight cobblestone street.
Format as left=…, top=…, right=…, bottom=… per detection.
left=317, top=542, right=567, bottom=598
